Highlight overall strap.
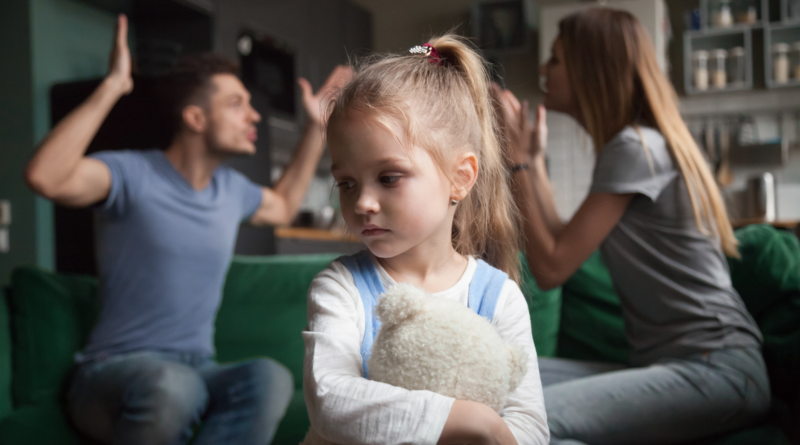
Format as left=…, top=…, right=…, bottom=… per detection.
left=338, top=251, right=385, bottom=378
left=468, top=259, right=509, bottom=322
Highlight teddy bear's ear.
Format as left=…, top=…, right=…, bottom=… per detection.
left=376, top=283, right=428, bottom=327
left=506, top=344, right=528, bottom=393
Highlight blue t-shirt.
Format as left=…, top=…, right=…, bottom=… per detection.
left=78, top=149, right=263, bottom=361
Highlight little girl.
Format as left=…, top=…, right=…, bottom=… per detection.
left=302, top=35, right=549, bottom=445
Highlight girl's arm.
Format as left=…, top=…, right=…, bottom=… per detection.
left=497, top=89, right=631, bottom=290
left=303, top=262, right=456, bottom=445
left=492, top=282, right=550, bottom=445
left=439, top=401, right=518, bottom=445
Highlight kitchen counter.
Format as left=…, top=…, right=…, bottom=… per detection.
left=732, top=218, right=799, bottom=232
left=274, top=227, right=363, bottom=255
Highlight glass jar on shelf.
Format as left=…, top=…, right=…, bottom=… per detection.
left=728, top=46, right=746, bottom=87
left=792, top=42, right=800, bottom=82
left=733, top=0, right=758, bottom=24
left=773, top=43, right=790, bottom=84
left=693, top=50, right=709, bottom=91
left=710, top=0, right=734, bottom=28
left=711, top=49, right=728, bottom=89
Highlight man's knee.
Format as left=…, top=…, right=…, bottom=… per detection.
left=124, top=360, right=208, bottom=430
left=242, top=358, right=294, bottom=412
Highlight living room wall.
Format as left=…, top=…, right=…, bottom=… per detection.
left=0, top=0, right=118, bottom=287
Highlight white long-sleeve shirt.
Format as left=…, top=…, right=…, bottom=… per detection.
left=303, top=255, right=550, bottom=445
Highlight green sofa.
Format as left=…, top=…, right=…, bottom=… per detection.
left=0, top=225, right=796, bottom=444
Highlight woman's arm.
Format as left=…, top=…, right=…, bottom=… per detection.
left=494, top=90, right=563, bottom=237
left=496, top=89, right=632, bottom=290
left=524, top=153, right=564, bottom=237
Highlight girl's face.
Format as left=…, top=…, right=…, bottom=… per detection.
left=541, top=37, right=579, bottom=119
left=328, top=110, right=456, bottom=260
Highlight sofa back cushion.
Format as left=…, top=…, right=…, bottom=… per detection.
left=215, top=254, right=339, bottom=388
left=8, top=267, right=99, bottom=407
left=0, top=288, right=13, bottom=417
left=557, top=225, right=800, bottom=392
left=727, top=225, right=800, bottom=409
left=558, top=251, right=628, bottom=363
left=518, top=254, right=562, bottom=358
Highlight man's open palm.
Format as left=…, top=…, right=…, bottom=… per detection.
left=109, top=14, right=133, bottom=95
left=298, top=65, right=353, bottom=126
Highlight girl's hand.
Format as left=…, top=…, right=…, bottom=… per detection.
left=438, top=400, right=519, bottom=445
left=298, top=65, right=353, bottom=128
left=493, top=85, right=547, bottom=164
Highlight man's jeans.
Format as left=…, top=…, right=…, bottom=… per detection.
left=539, top=347, right=771, bottom=445
left=67, top=351, right=293, bottom=445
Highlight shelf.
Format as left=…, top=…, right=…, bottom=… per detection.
left=684, top=28, right=753, bottom=95
left=766, top=78, right=800, bottom=87
left=700, top=0, right=767, bottom=31
left=764, top=22, right=800, bottom=88
left=682, top=0, right=800, bottom=95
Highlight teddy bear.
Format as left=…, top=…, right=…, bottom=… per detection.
left=302, top=283, right=527, bottom=445
left=368, top=283, right=528, bottom=411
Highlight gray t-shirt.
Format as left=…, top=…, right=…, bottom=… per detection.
left=78, top=150, right=263, bottom=361
left=590, top=126, right=761, bottom=366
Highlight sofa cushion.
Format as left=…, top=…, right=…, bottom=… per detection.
left=8, top=267, right=99, bottom=407
left=518, top=254, right=562, bottom=358
left=0, top=401, right=92, bottom=445
left=727, top=224, right=800, bottom=438
left=558, top=251, right=628, bottom=363
left=216, top=254, right=338, bottom=444
left=727, top=225, right=800, bottom=378
left=215, top=254, right=339, bottom=386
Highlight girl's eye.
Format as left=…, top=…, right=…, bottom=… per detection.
left=336, top=180, right=355, bottom=191
left=380, top=175, right=400, bottom=185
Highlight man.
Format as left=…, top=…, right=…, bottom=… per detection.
left=25, top=15, right=350, bottom=445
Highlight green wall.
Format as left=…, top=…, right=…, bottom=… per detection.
left=0, top=0, right=119, bottom=286
left=0, top=1, right=36, bottom=288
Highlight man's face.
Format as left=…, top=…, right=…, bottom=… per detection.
left=203, top=74, right=261, bottom=156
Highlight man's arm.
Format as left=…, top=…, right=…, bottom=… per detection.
left=24, top=15, right=133, bottom=207
left=249, top=66, right=352, bottom=227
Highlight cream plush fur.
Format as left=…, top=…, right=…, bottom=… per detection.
left=302, top=283, right=527, bottom=445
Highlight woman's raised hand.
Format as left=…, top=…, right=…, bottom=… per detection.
left=107, top=14, right=133, bottom=96
left=298, top=65, right=353, bottom=128
left=493, top=85, right=547, bottom=164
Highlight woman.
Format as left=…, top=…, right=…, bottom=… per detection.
left=496, top=8, right=770, bottom=445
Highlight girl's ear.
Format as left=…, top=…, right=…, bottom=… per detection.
left=451, top=152, right=478, bottom=201
left=182, top=105, right=207, bottom=133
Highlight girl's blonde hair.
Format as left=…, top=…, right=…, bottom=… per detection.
left=328, top=34, right=522, bottom=281
left=559, top=8, right=739, bottom=257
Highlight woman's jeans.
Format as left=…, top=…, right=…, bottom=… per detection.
left=539, top=347, right=771, bottom=445
left=67, top=351, right=294, bottom=445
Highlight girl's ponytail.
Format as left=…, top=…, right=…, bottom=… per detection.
left=427, top=36, right=521, bottom=282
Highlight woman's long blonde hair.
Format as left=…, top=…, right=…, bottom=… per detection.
left=560, top=8, right=739, bottom=257
left=328, top=35, right=522, bottom=281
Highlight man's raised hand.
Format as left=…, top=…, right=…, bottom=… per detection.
left=107, top=14, right=133, bottom=96
left=298, top=65, right=353, bottom=128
